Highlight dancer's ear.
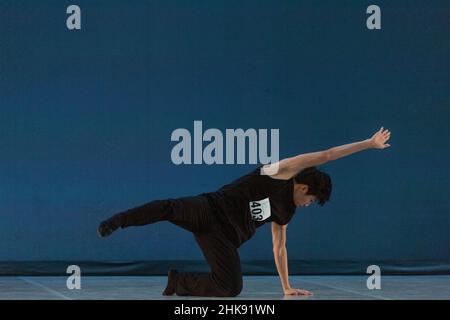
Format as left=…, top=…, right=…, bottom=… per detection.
left=297, top=184, right=309, bottom=195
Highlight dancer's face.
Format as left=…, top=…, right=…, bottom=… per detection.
left=293, top=183, right=318, bottom=207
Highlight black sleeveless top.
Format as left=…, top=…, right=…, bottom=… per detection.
left=203, top=166, right=297, bottom=247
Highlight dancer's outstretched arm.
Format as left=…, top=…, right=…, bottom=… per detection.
left=262, top=127, right=392, bottom=179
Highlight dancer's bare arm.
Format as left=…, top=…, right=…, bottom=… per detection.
left=262, top=127, right=391, bottom=179
left=272, top=222, right=312, bottom=296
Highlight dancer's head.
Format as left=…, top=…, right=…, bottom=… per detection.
left=293, top=167, right=332, bottom=207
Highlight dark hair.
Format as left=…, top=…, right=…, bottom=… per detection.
left=293, top=167, right=332, bottom=206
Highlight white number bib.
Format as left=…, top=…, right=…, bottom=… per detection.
left=249, top=197, right=271, bottom=222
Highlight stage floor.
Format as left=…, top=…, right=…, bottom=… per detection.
left=0, top=276, right=449, bottom=300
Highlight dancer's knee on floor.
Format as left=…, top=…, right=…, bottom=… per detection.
left=217, top=275, right=243, bottom=297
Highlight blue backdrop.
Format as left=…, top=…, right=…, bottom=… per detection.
left=0, top=0, right=449, bottom=269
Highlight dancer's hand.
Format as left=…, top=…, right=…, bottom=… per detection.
left=284, top=287, right=313, bottom=296
left=369, top=127, right=391, bottom=149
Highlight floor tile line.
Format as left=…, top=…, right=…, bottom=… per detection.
left=299, top=279, right=391, bottom=300
left=18, top=277, right=73, bottom=300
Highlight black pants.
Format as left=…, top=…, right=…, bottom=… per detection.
left=107, top=196, right=242, bottom=297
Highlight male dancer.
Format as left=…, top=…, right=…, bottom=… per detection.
left=98, top=127, right=391, bottom=297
